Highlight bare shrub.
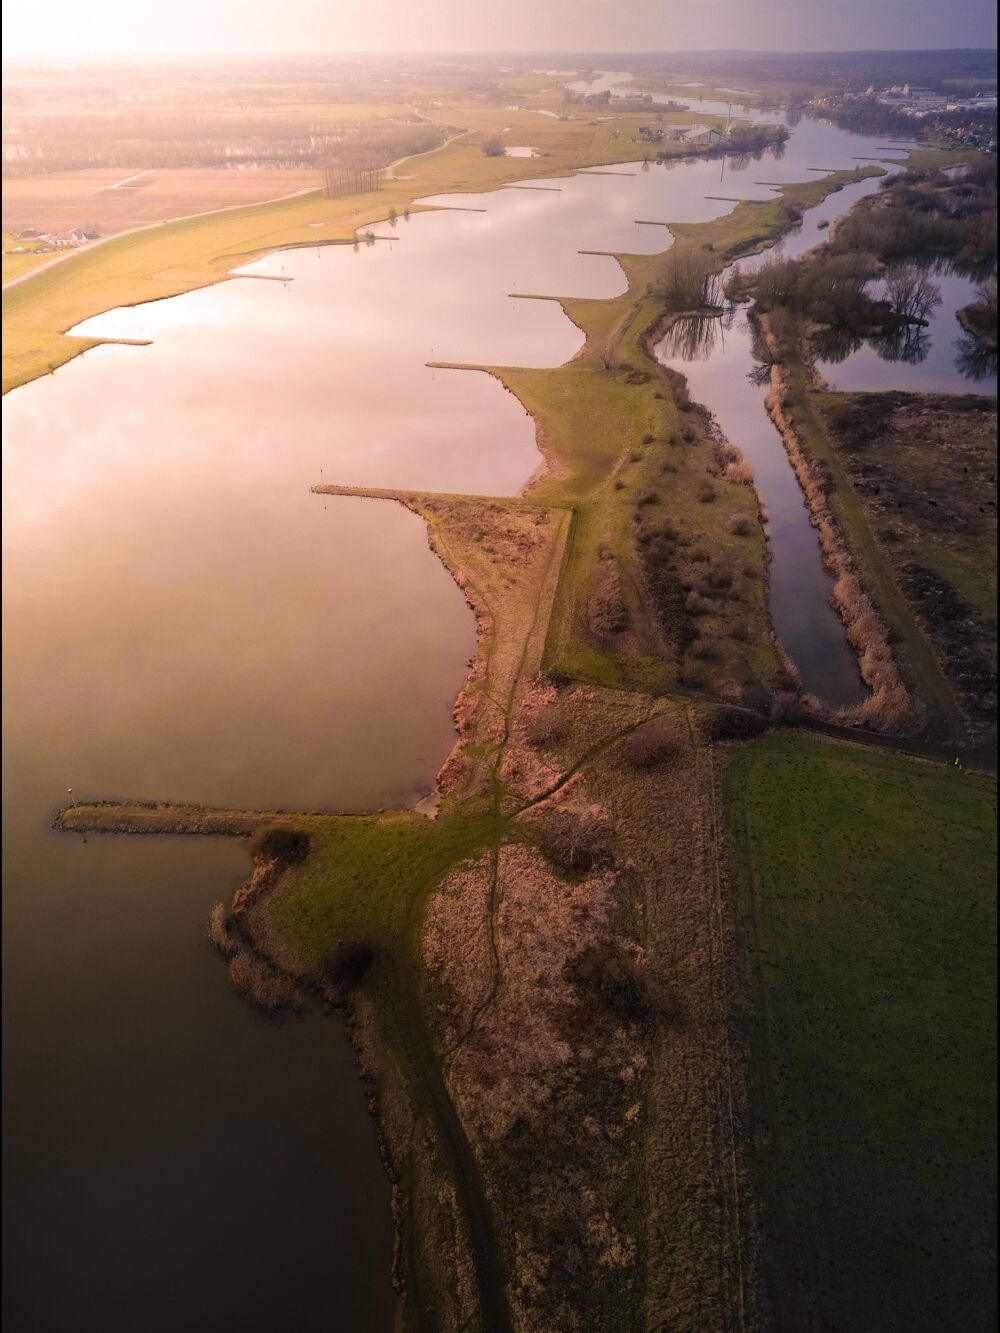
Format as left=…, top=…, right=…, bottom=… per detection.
left=726, top=460, right=755, bottom=485
left=705, top=705, right=768, bottom=741
left=229, top=950, right=297, bottom=1011
left=624, top=722, right=676, bottom=768
left=642, top=432, right=655, bottom=445
left=589, top=562, right=630, bottom=637
left=525, top=701, right=565, bottom=748
left=696, top=479, right=715, bottom=504
left=481, top=134, right=505, bottom=157
left=705, top=565, right=735, bottom=591
left=250, top=822, right=310, bottom=865
left=728, top=515, right=753, bottom=536
left=960, top=275, right=998, bottom=343
left=207, top=902, right=239, bottom=958
left=689, top=637, right=717, bottom=661
left=658, top=249, right=724, bottom=309
left=685, top=591, right=713, bottom=616
left=325, top=936, right=375, bottom=1000
left=881, top=264, right=943, bottom=323
left=717, top=442, right=742, bottom=467
left=637, top=489, right=659, bottom=507
left=661, top=366, right=691, bottom=408
left=564, top=939, right=667, bottom=1022
left=536, top=811, right=612, bottom=875
left=679, top=662, right=708, bottom=688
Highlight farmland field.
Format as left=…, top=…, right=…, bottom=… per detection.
left=725, top=732, right=997, bottom=1333
left=1, top=166, right=322, bottom=237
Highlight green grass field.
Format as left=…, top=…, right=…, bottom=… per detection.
left=725, top=733, right=997, bottom=1332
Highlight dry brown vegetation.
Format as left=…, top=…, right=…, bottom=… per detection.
left=544, top=689, right=770, bottom=1331
left=425, top=836, right=644, bottom=1330
left=1, top=166, right=324, bottom=237
left=416, top=671, right=771, bottom=1327
left=624, top=720, right=676, bottom=767
left=228, top=949, right=299, bottom=1011
left=387, top=495, right=571, bottom=803
left=587, top=555, right=631, bottom=640
left=206, top=901, right=239, bottom=957
left=522, top=698, right=565, bottom=748
left=817, top=391, right=997, bottom=735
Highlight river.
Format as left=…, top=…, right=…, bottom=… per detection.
left=3, top=110, right=929, bottom=1328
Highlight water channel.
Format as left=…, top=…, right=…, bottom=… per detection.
left=3, top=110, right=940, bottom=1327
left=655, top=173, right=888, bottom=704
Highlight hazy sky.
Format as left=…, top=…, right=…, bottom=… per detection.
left=3, top=0, right=997, bottom=60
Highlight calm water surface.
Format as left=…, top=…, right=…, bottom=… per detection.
left=565, top=69, right=788, bottom=122
left=4, top=112, right=919, bottom=1328
left=815, top=264, right=998, bottom=395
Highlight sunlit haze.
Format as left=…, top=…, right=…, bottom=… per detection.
left=3, top=0, right=997, bottom=60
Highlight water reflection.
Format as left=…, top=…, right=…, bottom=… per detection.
left=811, top=324, right=867, bottom=364
left=956, top=333, right=1000, bottom=383
left=815, top=260, right=998, bottom=393
left=872, top=326, right=933, bottom=366
left=659, top=311, right=726, bottom=361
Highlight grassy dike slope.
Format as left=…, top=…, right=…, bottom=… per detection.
left=726, top=732, right=996, bottom=1333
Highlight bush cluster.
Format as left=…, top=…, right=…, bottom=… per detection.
left=250, top=822, right=311, bottom=865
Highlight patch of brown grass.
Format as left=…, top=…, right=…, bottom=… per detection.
left=228, top=949, right=298, bottom=1011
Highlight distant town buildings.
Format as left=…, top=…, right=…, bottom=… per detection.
left=809, top=85, right=997, bottom=152
left=862, top=83, right=998, bottom=116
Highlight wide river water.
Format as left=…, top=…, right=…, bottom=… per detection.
left=2, top=111, right=940, bottom=1328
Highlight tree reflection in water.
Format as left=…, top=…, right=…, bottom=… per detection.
left=955, top=332, right=999, bottom=383
left=872, top=325, right=932, bottom=365
left=658, top=312, right=723, bottom=362
left=809, top=323, right=865, bottom=364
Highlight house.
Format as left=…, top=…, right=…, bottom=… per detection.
left=672, top=126, right=727, bottom=147
left=45, top=228, right=89, bottom=249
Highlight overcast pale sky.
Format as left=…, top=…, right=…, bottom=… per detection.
left=3, top=0, right=997, bottom=60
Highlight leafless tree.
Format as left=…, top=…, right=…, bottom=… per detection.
left=658, top=250, right=724, bottom=310
left=881, top=265, right=943, bottom=324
